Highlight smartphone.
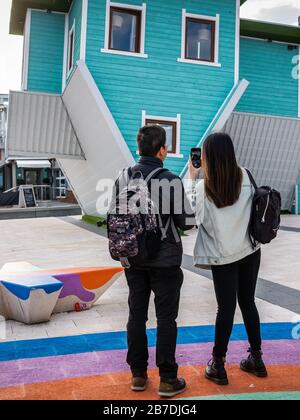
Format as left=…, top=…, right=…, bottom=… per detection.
left=191, top=148, right=202, bottom=169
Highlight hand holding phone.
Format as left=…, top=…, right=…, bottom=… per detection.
left=189, top=148, right=202, bottom=181
left=191, top=148, right=202, bottom=169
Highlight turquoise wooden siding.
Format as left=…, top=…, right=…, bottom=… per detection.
left=236, top=37, right=299, bottom=118
left=86, top=0, right=237, bottom=175
left=27, top=11, right=65, bottom=94
left=67, top=0, right=82, bottom=81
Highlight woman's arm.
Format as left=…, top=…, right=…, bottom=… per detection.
left=185, top=160, right=205, bottom=226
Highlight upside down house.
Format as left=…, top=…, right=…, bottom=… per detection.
left=6, top=0, right=300, bottom=214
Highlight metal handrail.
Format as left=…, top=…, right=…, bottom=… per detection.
left=32, top=185, right=53, bottom=201
left=4, top=184, right=68, bottom=201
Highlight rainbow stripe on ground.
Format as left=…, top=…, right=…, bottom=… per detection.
left=0, top=323, right=299, bottom=400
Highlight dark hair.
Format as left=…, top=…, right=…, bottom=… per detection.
left=202, top=132, right=242, bottom=209
left=137, top=125, right=166, bottom=157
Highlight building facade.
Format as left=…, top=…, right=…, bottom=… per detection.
left=6, top=0, right=300, bottom=213
left=0, top=94, right=10, bottom=192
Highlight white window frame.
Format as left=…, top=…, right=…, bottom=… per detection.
left=178, top=9, right=221, bottom=67
left=21, top=9, right=32, bottom=91
left=67, top=20, right=76, bottom=78
left=101, top=1, right=148, bottom=58
left=235, top=0, right=240, bottom=85
left=139, top=111, right=183, bottom=158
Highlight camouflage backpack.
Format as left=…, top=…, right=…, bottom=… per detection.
left=107, top=167, right=171, bottom=268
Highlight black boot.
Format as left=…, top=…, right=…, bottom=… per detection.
left=240, top=349, right=268, bottom=378
left=205, top=356, right=229, bottom=386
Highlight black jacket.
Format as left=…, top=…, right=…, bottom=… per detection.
left=129, top=156, right=195, bottom=268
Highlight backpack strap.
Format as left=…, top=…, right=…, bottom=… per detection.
left=157, top=216, right=181, bottom=243
left=145, top=167, right=169, bottom=184
left=245, top=168, right=259, bottom=250
left=145, top=168, right=181, bottom=243
left=128, top=166, right=180, bottom=242
left=245, top=168, right=258, bottom=190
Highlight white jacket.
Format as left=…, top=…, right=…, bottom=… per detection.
left=186, top=167, right=260, bottom=269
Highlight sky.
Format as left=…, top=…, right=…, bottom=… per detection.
left=0, top=0, right=300, bottom=93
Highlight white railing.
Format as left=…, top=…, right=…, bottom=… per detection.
left=4, top=185, right=68, bottom=201
left=33, top=185, right=53, bottom=201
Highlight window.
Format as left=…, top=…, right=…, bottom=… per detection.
left=102, top=2, right=147, bottom=58
left=146, top=119, right=177, bottom=154
left=109, top=7, right=141, bottom=53
left=185, top=18, right=215, bottom=62
left=68, top=22, right=75, bottom=75
left=178, top=10, right=220, bottom=67
left=141, top=112, right=183, bottom=157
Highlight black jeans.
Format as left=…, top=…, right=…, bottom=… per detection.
left=125, top=267, right=183, bottom=379
left=211, top=249, right=262, bottom=358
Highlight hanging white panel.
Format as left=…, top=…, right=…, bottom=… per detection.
left=224, top=112, right=300, bottom=210
left=6, top=91, right=84, bottom=160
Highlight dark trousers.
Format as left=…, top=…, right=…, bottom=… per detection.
left=125, top=267, right=183, bottom=379
left=211, top=249, right=262, bottom=358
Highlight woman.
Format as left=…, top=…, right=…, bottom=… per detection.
left=187, top=132, right=268, bottom=386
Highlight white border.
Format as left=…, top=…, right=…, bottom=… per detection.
left=21, top=9, right=32, bottom=91
left=296, top=183, right=299, bottom=214
left=62, top=13, right=69, bottom=91
left=140, top=111, right=183, bottom=158
left=101, top=1, right=148, bottom=58
left=178, top=9, right=221, bottom=67
left=298, top=45, right=300, bottom=118
left=80, top=0, right=88, bottom=61
left=235, top=0, right=240, bottom=84
left=67, top=20, right=76, bottom=78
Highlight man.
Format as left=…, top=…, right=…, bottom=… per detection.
left=121, top=125, right=194, bottom=398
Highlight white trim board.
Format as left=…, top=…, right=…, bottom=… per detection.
left=80, top=0, right=88, bottom=61
left=235, top=0, right=240, bottom=84
left=298, top=45, right=300, bottom=118
left=141, top=111, right=183, bottom=158
left=213, top=79, right=249, bottom=132
left=62, top=13, right=69, bottom=92
left=28, top=8, right=66, bottom=15
left=101, top=1, right=148, bottom=58
left=21, top=9, right=31, bottom=91
left=178, top=9, right=221, bottom=67
left=67, top=20, right=76, bottom=78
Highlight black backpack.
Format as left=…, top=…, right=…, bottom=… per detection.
left=245, top=169, right=281, bottom=249
left=107, top=167, right=175, bottom=268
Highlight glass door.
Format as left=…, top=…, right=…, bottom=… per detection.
left=55, top=170, right=67, bottom=198
left=24, top=169, right=39, bottom=186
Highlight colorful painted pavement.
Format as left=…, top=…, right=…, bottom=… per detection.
left=0, top=323, right=299, bottom=400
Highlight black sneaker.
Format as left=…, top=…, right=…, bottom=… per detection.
left=158, top=378, right=186, bottom=398
left=205, top=356, right=229, bottom=386
left=240, top=349, right=268, bottom=378
left=131, top=372, right=148, bottom=391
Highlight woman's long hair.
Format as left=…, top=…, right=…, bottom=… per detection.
left=202, top=133, right=242, bottom=209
